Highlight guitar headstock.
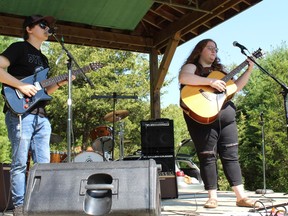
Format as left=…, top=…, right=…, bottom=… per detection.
left=252, top=48, right=264, bottom=59
left=89, top=62, right=104, bottom=71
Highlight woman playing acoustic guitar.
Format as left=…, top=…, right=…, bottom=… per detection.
left=179, top=38, right=258, bottom=208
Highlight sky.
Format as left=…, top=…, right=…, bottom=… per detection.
left=162, top=0, right=287, bottom=107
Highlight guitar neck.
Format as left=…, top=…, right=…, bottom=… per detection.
left=222, top=60, right=248, bottom=83
left=40, top=65, right=92, bottom=88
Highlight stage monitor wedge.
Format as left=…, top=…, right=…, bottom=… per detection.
left=24, top=160, right=161, bottom=216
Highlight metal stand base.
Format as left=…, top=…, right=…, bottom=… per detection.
left=256, top=189, right=274, bottom=194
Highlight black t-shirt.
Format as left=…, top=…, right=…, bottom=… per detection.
left=1, top=41, right=50, bottom=114
left=2, top=41, right=49, bottom=78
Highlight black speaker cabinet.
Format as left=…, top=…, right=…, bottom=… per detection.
left=24, top=160, right=161, bottom=216
left=142, top=155, right=175, bottom=173
left=0, top=163, right=14, bottom=211
left=141, top=119, right=174, bottom=155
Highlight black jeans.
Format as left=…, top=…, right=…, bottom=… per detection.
left=183, top=109, right=243, bottom=190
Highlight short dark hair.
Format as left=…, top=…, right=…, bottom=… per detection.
left=22, top=15, right=55, bottom=40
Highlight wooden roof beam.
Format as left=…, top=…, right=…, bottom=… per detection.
left=153, top=32, right=181, bottom=91
left=216, top=13, right=225, bottom=21
left=142, top=16, right=163, bottom=30
left=153, top=0, right=210, bottom=13
left=232, top=4, right=241, bottom=12
left=150, top=7, right=177, bottom=22
left=153, top=0, right=257, bottom=48
left=54, top=24, right=153, bottom=46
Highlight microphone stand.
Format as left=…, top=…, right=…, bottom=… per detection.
left=241, top=48, right=288, bottom=139
left=52, top=33, right=95, bottom=162
left=239, top=48, right=288, bottom=209
left=255, top=112, right=274, bottom=199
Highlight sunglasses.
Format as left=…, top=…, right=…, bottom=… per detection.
left=38, top=21, right=49, bottom=30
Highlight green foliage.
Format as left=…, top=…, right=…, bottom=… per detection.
left=161, top=104, right=190, bottom=148
left=235, top=42, right=288, bottom=192
left=0, top=89, right=11, bottom=163
left=0, top=37, right=20, bottom=163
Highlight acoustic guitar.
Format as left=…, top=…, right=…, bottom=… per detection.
left=180, top=48, right=263, bottom=124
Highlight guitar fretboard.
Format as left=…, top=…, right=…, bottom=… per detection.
left=222, top=60, right=248, bottom=83
left=40, top=65, right=92, bottom=88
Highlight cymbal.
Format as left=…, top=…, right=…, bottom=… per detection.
left=50, top=133, right=63, bottom=144
left=104, top=110, right=129, bottom=122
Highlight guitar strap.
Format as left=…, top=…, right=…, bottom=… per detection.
left=30, top=107, right=46, bottom=117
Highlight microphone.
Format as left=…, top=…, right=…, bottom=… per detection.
left=47, top=27, right=57, bottom=36
left=233, top=41, right=248, bottom=51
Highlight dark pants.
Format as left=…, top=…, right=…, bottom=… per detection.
left=183, top=110, right=243, bottom=190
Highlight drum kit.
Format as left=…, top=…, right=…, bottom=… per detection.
left=50, top=109, right=129, bottom=163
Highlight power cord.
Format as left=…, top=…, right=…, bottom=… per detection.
left=250, top=200, right=287, bottom=216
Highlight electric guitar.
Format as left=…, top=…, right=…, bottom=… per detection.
left=180, top=48, right=263, bottom=124
left=2, top=62, right=103, bottom=115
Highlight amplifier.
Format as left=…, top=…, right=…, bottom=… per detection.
left=159, top=172, right=178, bottom=199
left=141, top=119, right=174, bottom=155
left=141, top=154, right=175, bottom=173
left=0, top=163, right=14, bottom=211
left=141, top=155, right=178, bottom=199
left=122, top=156, right=178, bottom=199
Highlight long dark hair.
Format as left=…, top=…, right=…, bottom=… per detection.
left=181, top=39, right=223, bottom=72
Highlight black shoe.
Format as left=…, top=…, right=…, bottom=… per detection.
left=13, top=205, right=24, bottom=216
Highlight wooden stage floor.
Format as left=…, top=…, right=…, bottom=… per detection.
left=1, top=182, right=287, bottom=216
left=161, top=188, right=288, bottom=216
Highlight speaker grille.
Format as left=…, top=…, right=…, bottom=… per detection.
left=141, top=119, right=174, bottom=155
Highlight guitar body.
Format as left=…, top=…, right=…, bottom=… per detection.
left=3, top=68, right=52, bottom=115
left=181, top=71, right=237, bottom=124
left=2, top=62, right=103, bottom=115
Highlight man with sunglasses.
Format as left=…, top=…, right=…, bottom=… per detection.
left=0, top=15, right=68, bottom=216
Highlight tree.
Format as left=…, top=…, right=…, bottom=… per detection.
left=0, top=36, right=20, bottom=163
left=235, top=43, right=288, bottom=192
left=0, top=84, right=10, bottom=163
left=44, top=42, right=153, bottom=159
left=161, top=104, right=190, bottom=148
